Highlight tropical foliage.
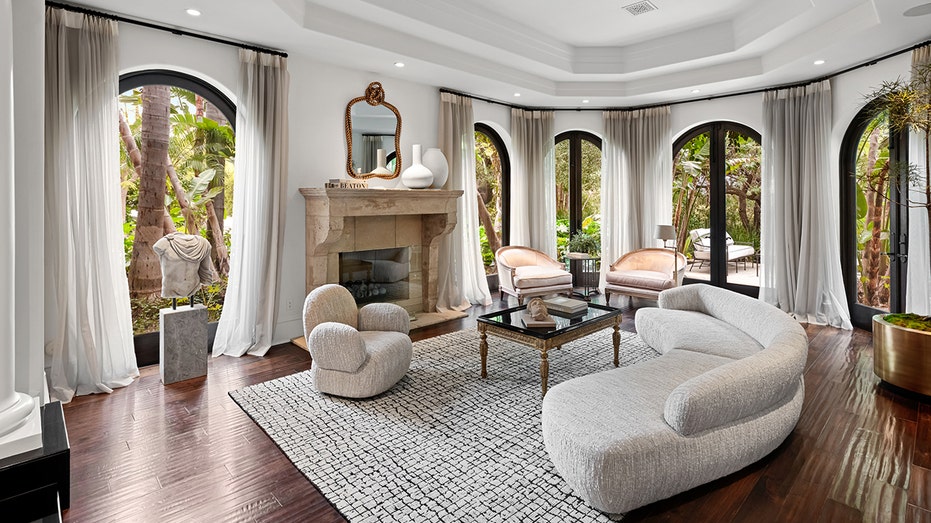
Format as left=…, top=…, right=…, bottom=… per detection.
left=854, top=114, right=891, bottom=309
left=119, top=86, right=235, bottom=333
left=476, top=130, right=503, bottom=274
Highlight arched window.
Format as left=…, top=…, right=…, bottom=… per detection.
left=475, top=123, right=510, bottom=275
left=554, top=131, right=602, bottom=254
left=118, top=70, right=236, bottom=364
left=673, top=122, right=761, bottom=293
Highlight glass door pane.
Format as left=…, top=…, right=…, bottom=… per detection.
left=855, top=114, right=892, bottom=311
left=673, top=132, right=712, bottom=282
left=724, top=130, right=761, bottom=287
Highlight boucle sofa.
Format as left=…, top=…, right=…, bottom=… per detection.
left=541, top=284, right=807, bottom=514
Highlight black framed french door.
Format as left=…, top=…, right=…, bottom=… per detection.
left=673, top=122, right=761, bottom=297
left=840, top=104, right=909, bottom=330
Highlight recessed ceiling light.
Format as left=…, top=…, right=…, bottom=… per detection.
left=513, top=93, right=521, bottom=97
left=186, top=8, right=201, bottom=16
left=813, top=59, right=825, bottom=65
left=691, top=89, right=701, bottom=94
left=904, top=2, right=931, bottom=16
left=394, top=62, right=405, bottom=68
left=582, top=99, right=590, bottom=104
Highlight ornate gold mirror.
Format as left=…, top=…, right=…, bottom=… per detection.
left=345, top=82, right=402, bottom=179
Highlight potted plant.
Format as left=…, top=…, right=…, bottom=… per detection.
left=564, top=232, right=601, bottom=297
left=565, top=231, right=600, bottom=259
left=862, top=62, right=931, bottom=395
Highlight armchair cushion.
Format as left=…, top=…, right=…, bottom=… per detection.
left=308, top=322, right=367, bottom=372
left=512, top=266, right=573, bottom=289
left=359, top=303, right=411, bottom=334
left=605, top=269, right=671, bottom=292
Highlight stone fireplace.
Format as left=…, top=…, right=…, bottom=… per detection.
left=339, top=247, right=411, bottom=305
left=299, top=188, right=463, bottom=314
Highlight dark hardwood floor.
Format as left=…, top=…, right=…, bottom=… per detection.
left=61, top=296, right=931, bottom=522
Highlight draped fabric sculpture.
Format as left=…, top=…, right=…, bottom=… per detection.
left=152, top=233, right=218, bottom=300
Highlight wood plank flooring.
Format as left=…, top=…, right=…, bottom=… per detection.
left=61, top=298, right=931, bottom=522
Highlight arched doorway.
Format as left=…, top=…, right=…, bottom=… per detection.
left=840, top=102, right=910, bottom=329
left=555, top=131, right=602, bottom=253
left=475, top=123, right=510, bottom=279
left=673, top=122, right=761, bottom=295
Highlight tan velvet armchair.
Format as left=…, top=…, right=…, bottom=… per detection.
left=495, top=246, right=573, bottom=304
left=604, top=248, right=687, bottom=305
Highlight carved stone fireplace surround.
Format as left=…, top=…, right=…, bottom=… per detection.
left=299, top=188, right=463, bottom=314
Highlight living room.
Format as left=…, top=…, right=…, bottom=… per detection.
left=2, top=0, right=931, bottom=521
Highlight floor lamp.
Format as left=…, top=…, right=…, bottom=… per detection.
left=655, top=225, right=678, bottom=286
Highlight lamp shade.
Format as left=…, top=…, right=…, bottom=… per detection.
left=655, top=224, right=676, bottom=241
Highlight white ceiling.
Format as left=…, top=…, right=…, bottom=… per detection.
left=66, top=0, right=931, bottom=107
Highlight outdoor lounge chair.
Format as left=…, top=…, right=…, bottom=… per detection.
left=688, top=228, right=755, bottom=272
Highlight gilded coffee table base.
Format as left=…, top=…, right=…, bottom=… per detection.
left=478, top=316, right=621, bottom=397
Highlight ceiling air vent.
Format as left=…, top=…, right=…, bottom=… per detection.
left=623, top=1, right=657, bottom=16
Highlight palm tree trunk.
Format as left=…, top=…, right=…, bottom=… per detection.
left=476, top=190, right=500, bottom=255
left=205, top=200, right=229, bottom=276
left=118, top=111, right=141, bottom=221
left=128, top=85, right=171, bottom=298
left=166, top=159, right=197, bottom=234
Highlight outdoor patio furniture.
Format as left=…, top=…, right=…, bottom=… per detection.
left=689, top=228, right=755, bottom=272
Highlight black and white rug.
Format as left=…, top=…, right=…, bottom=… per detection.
left=230, top=328, right=659, bottom=522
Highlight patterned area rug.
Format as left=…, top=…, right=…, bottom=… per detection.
left=231, top=328, right=659, bottom=522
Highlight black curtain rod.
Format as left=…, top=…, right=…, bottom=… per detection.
left=443, top=35, right=931, bottom=112
left=45, top=1, right=288, bottom=58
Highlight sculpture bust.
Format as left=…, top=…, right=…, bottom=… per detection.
left=526, top=297, right=554, bottom=322
left=152, top=232, right=218, bottom=299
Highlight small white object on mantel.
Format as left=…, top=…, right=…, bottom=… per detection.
left=401, top=144, right=434, bottom=189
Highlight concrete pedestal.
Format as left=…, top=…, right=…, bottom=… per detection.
left=159, top=305, right=208, bottom=385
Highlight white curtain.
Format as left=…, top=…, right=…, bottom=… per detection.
left=761, top=80, right=851, bottom=329
left=44, top=8, right=138, bottom=402
left=601, top=107, right=672, bottom=286
left=213, top=49, right=290, bottom=357
left=906, top=45, right=931, bottom=316
left=435, top=92, right=492, bottom=310
left=510, top=108, right=556, bottom=257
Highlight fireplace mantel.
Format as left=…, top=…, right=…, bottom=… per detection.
left=299, top=188, right=463, bottom=313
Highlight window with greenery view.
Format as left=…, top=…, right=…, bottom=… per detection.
left=119, top=84, right=235, bottom=334
left=555, top=132, right=601, bottom=257
left=854, top=113, right=892, bottom=310
left=475, top=125, right=508, bottom=274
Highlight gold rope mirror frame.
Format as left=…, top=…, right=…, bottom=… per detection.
left=345, top=82, right=402, bottom=179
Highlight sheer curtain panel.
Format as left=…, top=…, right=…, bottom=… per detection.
left=44, top=8, right=138, bottom=402
left=435, top=93, right=492, bottom=310
left=213, top=50, right=290, bottom=357
left=510, top=108, right=556, bottom=257
left=906, top=45, right=931, bottom=315
left=601, top=107, right=672, bottom=286
left=760, top=80, right=851, bottom=329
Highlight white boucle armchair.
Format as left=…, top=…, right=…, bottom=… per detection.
left=302, top=284, right=413, bottom=398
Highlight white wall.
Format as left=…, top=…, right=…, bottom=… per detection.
left=115, top=20, right=917, bottom=346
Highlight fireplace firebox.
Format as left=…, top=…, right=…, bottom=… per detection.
left=339, top=247, right=410, bottom=305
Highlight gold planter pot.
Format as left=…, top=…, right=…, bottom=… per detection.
left=872, top=314, right=931, bottom=396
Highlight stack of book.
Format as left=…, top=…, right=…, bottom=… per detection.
left=521, top=313, right=556, bottom=328
left=325, top=178, right=369, bottom=189
left=544, top=296, right=588, bottom=318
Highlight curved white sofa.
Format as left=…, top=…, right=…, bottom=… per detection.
left=541, top=284, right=807, bottom=514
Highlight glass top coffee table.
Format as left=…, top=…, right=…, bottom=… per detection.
left=476, top=303, right=622, bottom=397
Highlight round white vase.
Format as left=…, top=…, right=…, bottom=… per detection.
left=422, top=148, right=449, bottom=189
left=370, top=148, right=392, bottom=175
left=401, top=144, right=434, bottom=189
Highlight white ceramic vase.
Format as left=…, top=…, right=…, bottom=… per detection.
left=422, top=148, right=449, bottom=189
left=401, top=144, right=434, bottom=189
left=370, top=148, right=392, bottom=175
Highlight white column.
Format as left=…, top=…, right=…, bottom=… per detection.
left=0, top=0, right=41, bottom=460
